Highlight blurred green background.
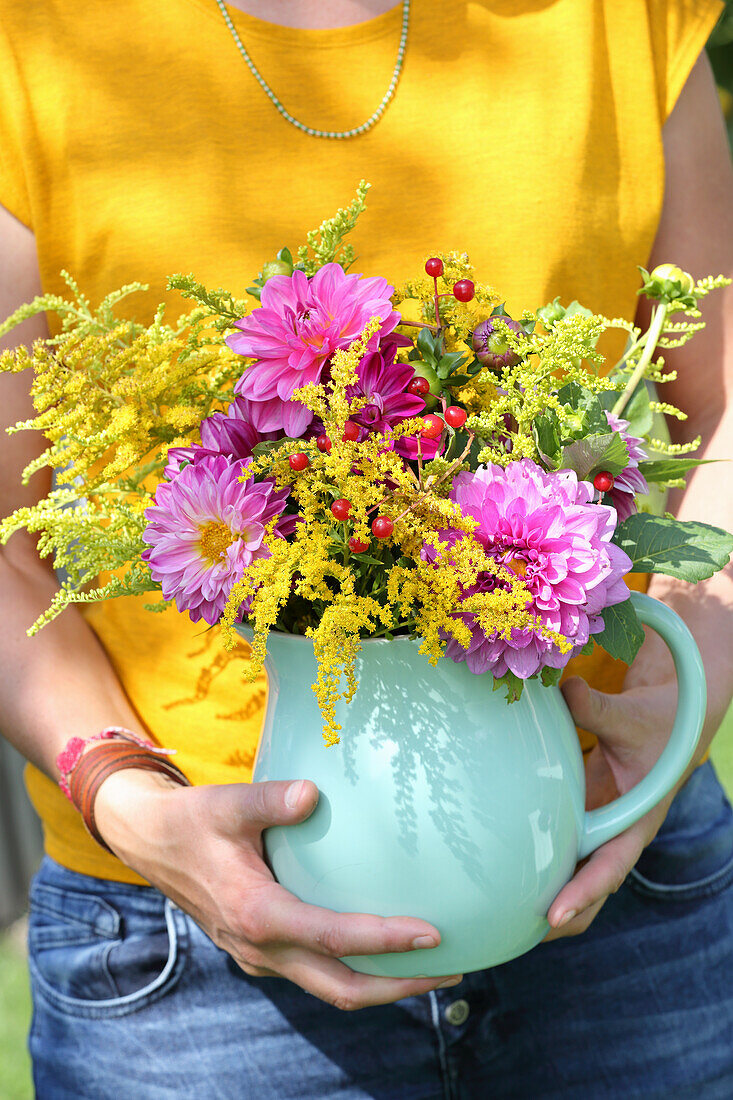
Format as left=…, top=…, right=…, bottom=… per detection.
left=1, top=12, right=732, bottom=1100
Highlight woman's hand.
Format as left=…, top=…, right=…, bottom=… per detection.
left=546, top=48, right=733, bottom=942
left=94, top=769, right=462, bottom=1009
left=543, top=676, right=679, bottom=939
left=546, top=574, right=732, bottom=940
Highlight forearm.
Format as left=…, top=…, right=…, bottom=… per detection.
left=1, top=537, right=147, bottom=779
left=628, top=404, right=733, bottom=752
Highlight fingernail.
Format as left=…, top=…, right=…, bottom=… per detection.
left=437, top=975, right=463, bottom=988
left=556, top=909, right=577, bottom=927
left=285, top=780, right=305, bottom=809
left=412, top=935, right=438, bottom=950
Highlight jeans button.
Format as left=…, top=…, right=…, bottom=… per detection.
left=444, top=998, right=470, bottom=1026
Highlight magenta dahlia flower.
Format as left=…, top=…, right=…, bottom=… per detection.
left=604, top=410, right=649, bottom=521
left=228, top=263, right=401, bottom=437
left=142, top=455, right=289, bottom=625
left=342, top=335, right=441, bottom=460
left=346, top=335, right=418, bottom=437
left=432, top=459, right=631, bottom=678
left=165, top=397, right=283, bottom=479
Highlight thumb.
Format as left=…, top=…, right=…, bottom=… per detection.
left=240, top=779, right=320, bottom=832
left=561, top=676, right=628, bottom=742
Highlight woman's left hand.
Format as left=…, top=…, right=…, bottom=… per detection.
left=543, top=675, right=679, bottom=939
left=544, top=47, right=733, bottom=941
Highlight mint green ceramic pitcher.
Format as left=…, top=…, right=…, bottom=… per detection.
left=240, top=591, right=706, bottom=977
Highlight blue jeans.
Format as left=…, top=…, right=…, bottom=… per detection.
left=28, top=761, right=733, bottom=1099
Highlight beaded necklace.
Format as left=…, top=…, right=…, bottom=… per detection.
left=213, top=0, right=410, bottom=139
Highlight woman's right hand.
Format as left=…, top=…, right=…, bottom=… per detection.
left=94, top=768, right=461, bottom=1010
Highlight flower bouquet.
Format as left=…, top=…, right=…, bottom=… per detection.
left=3, top=183, right=732, bottom=974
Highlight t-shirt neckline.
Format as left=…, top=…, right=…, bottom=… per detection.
left=181, top=0, right=404, bottom=48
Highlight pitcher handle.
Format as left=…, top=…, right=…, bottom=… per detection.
left=578, top=591, right=706, bottom=860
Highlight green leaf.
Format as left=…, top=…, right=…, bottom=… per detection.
left=416, top=327, right=441, bottom=365
left=557, top=382, right=609, bottom=436
left=594, top=599, right=645, bottom=664
left=533, top=410, right=562, bottom=466
left=251, top=437, right=300, bottom=458
left=444, top=372, right=472, bottom=386
left=613, top=513, right=733, bottom=581
left=540, top=666, right=563, bottom=688
left=561, top=300, right=595, bottom=322
left=277, top=246, right=293, bottom=265
left=637, top=458, right=716, bottom=483
left=439, top=352, right=465, bottom=370
left=492, top=669, right=525, bottom=703
left=437, top=352, right=467, bottom=379
left=560, top=432, right=629, bottom=479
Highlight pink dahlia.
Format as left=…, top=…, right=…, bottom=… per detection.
left=433, top=459, right=632, bottom=678
left=227, top=263, right=401, bottom=437
left=165, top=397, right=282, bottom=479
left=142, top=455, right=289, bottom=625
left=604, top=410, right=649, bottom=521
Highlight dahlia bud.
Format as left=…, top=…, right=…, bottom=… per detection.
left=471, top=315, right=523, bottom=370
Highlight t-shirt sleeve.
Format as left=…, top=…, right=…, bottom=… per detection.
left=648, top=0, right=723, bottom=122
left=0, top=25, right=34, bottom=228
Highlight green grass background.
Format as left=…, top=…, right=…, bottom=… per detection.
left=1, top=10, right=732, bottom=1099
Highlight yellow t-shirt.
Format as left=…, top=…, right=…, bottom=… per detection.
left=0, top=0, right=721, bottom=884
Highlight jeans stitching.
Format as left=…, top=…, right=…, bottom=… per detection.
left=627, top=853, right=733, bottom=900
left=29, top=899, right=187, bottom=1019
left=30, top=884, right=122, bottom=938
left=429, top=991, right=455, bottom=1100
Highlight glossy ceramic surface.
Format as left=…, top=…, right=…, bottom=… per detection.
left=241, top=592, right=705, bottom=977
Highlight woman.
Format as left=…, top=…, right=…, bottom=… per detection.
left=1, top=1, right=732, bottom=1095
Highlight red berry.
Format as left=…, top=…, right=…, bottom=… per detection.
left=371, top=516, right=394, bottom=539
left=288, top=452, right=310, bottom=472
left=408, top=377, right=430, bottom=397
left=593, top=471, right=615, bottom=493
left=453, top=279, right=475, bottom=303
left=425, top=257, right=444, bottom=278
left=444, top=406, right=467, bottom=428
left=316, top=434, right=332, bottom=453
left=342, top=420, right=361, bottom=442
left=348, top=536, right=370, bottom=554
left=421, top=413, right=445, bottom=440
left=331, top=498, right=352, bottom=520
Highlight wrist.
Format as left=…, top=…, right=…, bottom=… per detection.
left=93, top=767, right=183, bottom=861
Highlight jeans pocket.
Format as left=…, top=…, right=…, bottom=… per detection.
left=28, top=879, right=187, bottom=1019
left=627, top=762, right=733, bottom=903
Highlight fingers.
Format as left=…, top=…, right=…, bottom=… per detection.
left=268, top=947, right=462, bottom=1011
left=543, top=897, right=606, bottom=940
left=242, top=779, right=321, bottom=829
left=561, top=676, right=629, bottom=742
left=203, top=779, right=320, bottom=835
left=244, top=883, right=442, bottom=958
left=546, top=827, right=644, bottom=933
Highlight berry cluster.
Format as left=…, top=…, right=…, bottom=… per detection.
left=424, top=257, right=475, bottom=303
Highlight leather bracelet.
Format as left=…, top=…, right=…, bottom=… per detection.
left=67, top=741, right=191, bottom=854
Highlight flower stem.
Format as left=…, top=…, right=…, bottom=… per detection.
left=611, top=302, right=669, bottom=418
